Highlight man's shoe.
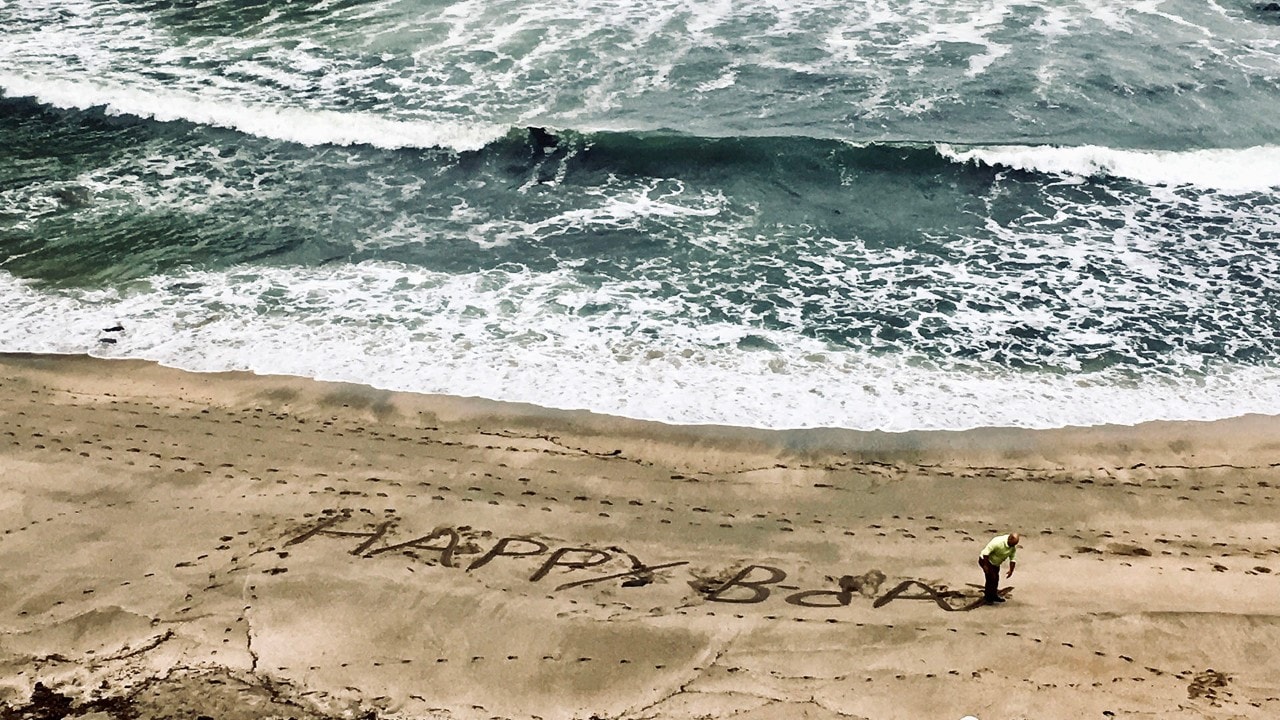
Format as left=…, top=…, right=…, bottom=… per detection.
left=986, top=596, right=1006, bottom=604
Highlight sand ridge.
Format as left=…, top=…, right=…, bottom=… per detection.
left=1, top=353, right=1279, bottom=719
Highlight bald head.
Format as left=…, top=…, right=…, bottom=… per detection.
left=1008, top=533, right=1020, bottom=546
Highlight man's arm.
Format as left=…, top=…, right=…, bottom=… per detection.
left=1006, top=560, right=1016, bottom=578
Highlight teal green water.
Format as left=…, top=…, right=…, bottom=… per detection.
left=2, top=0, right=1279, bottom=429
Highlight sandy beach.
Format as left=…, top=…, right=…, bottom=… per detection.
left=1, top=351, right=1278, bottom=719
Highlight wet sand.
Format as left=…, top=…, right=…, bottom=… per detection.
left=1, top=352, right=1278, bottom=719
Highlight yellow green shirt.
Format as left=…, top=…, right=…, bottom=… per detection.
left=981, top=535, right=1017, bottom=565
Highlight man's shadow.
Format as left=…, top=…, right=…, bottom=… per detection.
left=872, top=580, right=1012, bottom=611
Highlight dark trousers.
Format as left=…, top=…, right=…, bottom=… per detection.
left=979, top=557, right=1000, bottom=600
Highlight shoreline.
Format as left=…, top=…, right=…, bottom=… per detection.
left=9, top=350, right=1280, bottom=463
left=2, top=352, right=1278, bottom=719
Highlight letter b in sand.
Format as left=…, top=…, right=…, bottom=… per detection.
left=706, top=565, right=787, bottom=603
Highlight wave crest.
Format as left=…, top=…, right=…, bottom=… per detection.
left=938, top=143, right=1280, bottom=193
left=6, top=72, right=1280, bottom=195
left=0, top=73, right=507, bottom=153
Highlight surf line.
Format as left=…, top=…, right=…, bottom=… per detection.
left=281, top=512, right=981, bottom=612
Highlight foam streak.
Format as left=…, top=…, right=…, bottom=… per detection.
left=938, top=143, right=1280, bottom=193
left=0, top=74, right=506, bottom=153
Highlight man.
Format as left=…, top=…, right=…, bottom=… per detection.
left=979, top=532, right=1019, bottom=604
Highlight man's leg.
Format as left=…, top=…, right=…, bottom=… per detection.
left=980, top=557, right=1000, bottom=602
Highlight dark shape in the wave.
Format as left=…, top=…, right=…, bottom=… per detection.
left=103, top=325, right=124, bottom=333
left=518, top=127, right=567, bottom=184
left=527, top=126, right=559, bottom=153
left=1250, top=2, right=1280, bottom=22
left=98, top=338, right=117, bottom=345
left=737, top=334, right=781, bottom=352
left=52, top=185, right=92, bottom=209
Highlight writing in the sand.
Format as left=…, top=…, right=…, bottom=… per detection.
left=283, top=514, right=975, bottom=611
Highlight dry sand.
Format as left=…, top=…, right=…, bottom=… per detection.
left=1, top=352, right=1278, bottom=720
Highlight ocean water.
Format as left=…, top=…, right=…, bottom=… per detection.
left=2, top=0, right=1280, bottom=431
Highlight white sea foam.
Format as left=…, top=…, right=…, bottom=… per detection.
left=0, top=74, right=506, bottom=153
left=462, top=178, right=730, bottom=248
left=4, top=0, right=1280, bottom=434
left=938, top=143, right=1280, bottom=193
left=3, top=264, right=1280, bottom=433
left=5, top=0, right=1280, bottom=147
